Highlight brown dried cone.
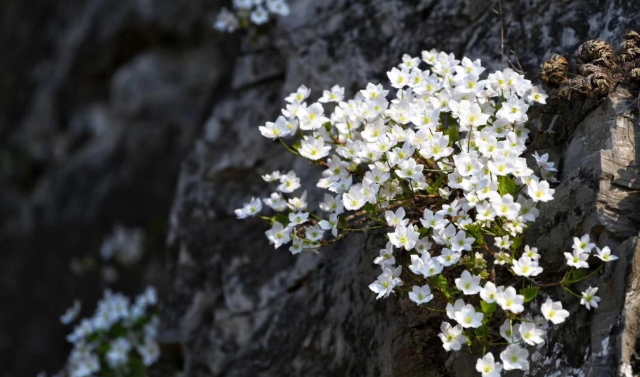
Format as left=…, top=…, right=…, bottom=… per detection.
left=540, top=54, right=569, bottom=86
left=620, top=37, right=640, bottom=62
left=577, top=63, right=603, bottom=77
left=625, top=30, right=640, bottom=43
left=577, top=39, right=617, bottom=68
left=558, top=77, right=591, bottom=99
left=588, top=72, right=613, bottom=97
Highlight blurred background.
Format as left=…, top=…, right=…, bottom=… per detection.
left=1, top=0, right=639, bottom=376
left=0, top=0, right=224, bottom=375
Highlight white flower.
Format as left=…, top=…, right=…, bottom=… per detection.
left=262, top=170, right=281, bottom=182
left=299, top=137, right=331, bottom=160
left=438, top=248, right=461, bottom=266
left=476, top=352, right=502, bottom=377
left=234, top=197, right=262, bottom=219
left=494, top=235, right=512, bottom=250
left=277, top=171, right=301, bottom=193
left=106, top=338, right=132, bottom=368
left=564, top=248, right=589, bottom=269
left=454, top=304, right=484, bottom=328
left=249, top=6, right=269, bottom=25
left=527, top=179, right=554, bottom=202
left=497, top=287, right=524, bottom=314
left=438, top=322, right=468, bottom=351
left=373, top=242, right=396, bottom=268
left=136, top=338, right=160, bottom=366
left=368, top=266, right=403, bottom=299
left=266, top=0, right=289, bottom=16
left=213, top=8, right=239, bottom=33
left=480, top=282, right=500, bottom=303
left=408, top=284, right=433, bottom=305
left=288, top=211, right=309, bottom=226
left=572, top=234, right=595, bottom=253
left=519, top=322, right=545, bottom=345
left=512, top=256, right=543, bottom=277
left=500, top=344, right=529, bottom=371
left=446, top=298, right=465, bottom=320
left=491, top=194, right=521, bottom=221
left=455, top=270, right=481, bottom=295
left=259, top=116, right=291, bottom=139
left=595, top=246, right=618, bottom=262
left=388, top=224, right=420, bottom=251
left=499, top=319, right=520, bottom=343
left=305, top=225, right=324, bottom=242
left=319, top=213, right=339, bottom=237
left=523, top=245, right=540, bottom=260
left=61, top=300, right=82, bottom=325
left=285, top=85, right=311, bottom=103
left=580, top=286, right=601, bottom=310
left=409, top=251, right=443, bottom=278
left=541, top=298, right=570, bottom=324
left=343, top=187, right=366, bottom=210
left=265, top=222, right=292, bottom=248
left=385, top=207, right=409, bottom=227
left=319, top=85, right=345, bottom=103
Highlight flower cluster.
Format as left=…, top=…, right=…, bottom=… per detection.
left=60, top=287, right=160, bottom=377
left=237, top=49, right=617, bottom=375
left=213, top=0, right=290, bottom=33
left=100, top=225, right=145, bottom=267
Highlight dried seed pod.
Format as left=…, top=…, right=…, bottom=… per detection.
left=577, top=39, right=616, bottom=68
left=540, top=54, right=569, bottom=86
left=569, top=77, right=592, bottom=97
left=624, top=30, right=640, bottom=43
left=577, top=63, right=603, bottom=76
left=620, top=42, right=640, bottom=62
left=621, top=39, right=637, bottom=51
left=557, top=87, right=572, bottom=99
left=588, top=72, right=612, bottom=97
left=631, top=68, right=640, bottom=80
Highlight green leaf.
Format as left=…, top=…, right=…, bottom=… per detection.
left=291, top=140, right=301, bottom=151
left=480, top=301, right=497, bottom=314
left=323, top=122, right=333, bottom=134
left=432, top=274, right=448, bottom=290
left=475, top=325, right=488, bottom=339
left=444, top=124, right=459, bottom=146
left=498, top=175, right=517, bottom=196
left=274, top=213, right=289, bottom=225
left=522, top=286, right=540, bottom=303
left=565, top=269, right=587, bottom=284
left=464, top=223, right=484, bottom=246
left=362, top=203, right=376, bottom=215
left=431, top=274, right=453, bottom=301
left=511, top=236, right=522, bottom=252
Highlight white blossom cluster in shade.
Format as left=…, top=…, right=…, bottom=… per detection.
left=213, top=0, right=290, bottom=33
left=60, top=287, right=160, bottom=377
left=236, top=49, right=619, bottom=375
left=100, top=225, right=145, bottom=267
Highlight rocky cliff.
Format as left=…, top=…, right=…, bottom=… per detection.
left=2, top=0, right=640, bottom=376
left=162, top=1, right=640, bottom=376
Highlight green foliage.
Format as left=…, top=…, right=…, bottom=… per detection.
left=498, top=175, right=517, bottom=196
left=481, top=301, right=498, bottom=314
left=521, top=286, right=540, bottom=303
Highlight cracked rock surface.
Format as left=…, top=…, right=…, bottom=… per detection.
left=2, top=0, right=640, bottom=376
left=163, top=1, right=640, bottom=377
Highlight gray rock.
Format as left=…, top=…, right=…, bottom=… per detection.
left=163, top=1, right=640, bottom=376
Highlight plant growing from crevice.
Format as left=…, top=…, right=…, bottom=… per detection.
left=236, top=50, right=618, bottom=375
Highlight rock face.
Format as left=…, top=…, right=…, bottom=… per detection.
left=2, top=0, right=640, bottom=376
left=0, top=0, right=228, bottom=376
left=163, top=1, right=640, bottom=377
